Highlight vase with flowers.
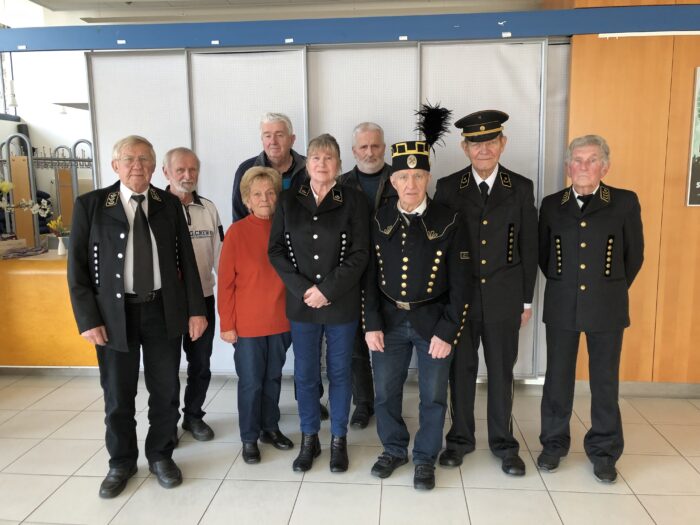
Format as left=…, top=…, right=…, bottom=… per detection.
left=47, top=215, right=70, bottom=255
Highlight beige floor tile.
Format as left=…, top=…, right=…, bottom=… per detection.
left=0, top=410, right=78, bottom=439
left=172, top=441, right=238, bottom=479
left=465, top=488, right=560, bottom=525
left=26, top=475, right=145, bottom=525
left=381, top=485, right=468, bottom=525
left=111, top=477, right=220, bottom=525
left=573, top=396, right=646, bottom=425
left=540, top=452, right=632, bottom=494
left=0, top=411, right=18, bottom=426
left=74, top=440, right=149, bottom=478
left=290, top=482, right=380, bottom=525
left=618, top=454, right=700, bottom=495
left=13, top=376, right=72, bottom=388
left=517, top=417, right=587, bottom=453
left=626, top=398, right=700, bottom=425
left=0, top=520, right=20, bottom=525
left=200, top=480, right=299, bottom=525
left=511, top=395, right=542, bottom=421
left=655, top=424, right=700, bottom=456
left=303, top=444, right=382, bottom=484
left=227, top=444, right=301, bottom=482
left=178, top=412, right=239, bottom=443
left=686, top=456, right=700, bottom=472
left=459, top=449, right=545, bottom=490
left=0, top=375, right=24, bottom=388
left=0, top=438, right=41, bottom=470
left=0, top=386, right=56, bottom=410
left=688, top=399, right=700, bottom=410
left=638, top=495, right=700, bottom=525
left=622, top=423, right=677, bottom=455
left=345, top=418, right=380, bottom=446
left=3, top=439, right=103, bottom=476
left=49, top=411, right=105, bottom=440
left=204, top=388, right=238, bottom=413
left=0, top=473, right=66, bottom=521
left=26, top=387, right=103, bottom=411
left=552, top=492, right=654, bottom=524
left=63, top=376, right=101, bottom=389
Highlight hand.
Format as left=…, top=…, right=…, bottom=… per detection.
left=189, top=315, right=208, bottom=341
left=365, top=331, right=385, bottom=352
left=81, top=325, right=108, bottom=346
left=221, top=329, right=238, bottom=344
left=429, top=335, right=452, bottom=359
left=303, top=285, right=330, bottom=309
left=521, top=308, right=533, bottom=327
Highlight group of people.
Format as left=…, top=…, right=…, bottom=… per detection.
left=67, top=108, right=644, bottom=499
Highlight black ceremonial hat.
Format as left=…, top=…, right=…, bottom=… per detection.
left=455, top=110, right=509, bottom=143
left=390, top=141, right=431, bottom=172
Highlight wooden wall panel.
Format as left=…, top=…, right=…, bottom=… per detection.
left=653, top=37, right=700, bottom=382
left=568, top=34, right=672, bottom=381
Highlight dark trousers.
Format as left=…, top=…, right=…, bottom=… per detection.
left=180, top=294, right=216, bottom=420
left=446, top=317, right=520, bottom=458
left=372, top=319, right=452, bottom=465
left=233, top=332, right=291, bottom=443
left=351, top=325, right=375, bottom=408
left=97, top=297, right=181, bottom=469
left=539, top=326, right=624, bottom=465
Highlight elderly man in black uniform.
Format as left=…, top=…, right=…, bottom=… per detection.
left=68, top=135, right=207, bottom=498
left=538, top=134, right=644, bottom=483
left=434, top=110, right=538, bottom=476
left=364, top=114, right=472, bottom=491
left=338, top=122, right=397, bottom=429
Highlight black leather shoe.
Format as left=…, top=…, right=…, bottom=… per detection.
left=537, top=453, right=560, bottom=472
left=99, top=465, right=137, bottom=499
left=292, top=433, right=321, bottom=472
left=242, top=442, right=261, bottom=464
left=350, top=404, right=374, bottom=429
left=149, top=458, right=182, bottom=489
left=370, top=452, right=408, bottom=479
left=413, top=464, right=436, bottom=491
left=439, top=448, right=466, bottom=467
left=320, top=404, right=330, bottom=421
left=593, top=463, right=617, bottom=483
left=182, top=417, right=214, bottom=441
left=502, top=455, right=526, bottom=476
left=260, top=430, right=294, bottom=450
left=330, top=435, right=349, bottom=472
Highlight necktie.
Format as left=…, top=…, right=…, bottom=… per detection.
left=577, top=194, right=593, bottom=211
left=479, top=181, right=489, bottom=203
left=131, top=194, right=154, bottom=296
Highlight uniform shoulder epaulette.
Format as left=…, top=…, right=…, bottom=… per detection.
left=600, top=185, right=611, bottom=203
left=105, top=191, right=119, bottom=207
left=459, top=172, right=470, bottom=190
left=149, top=187, right=162, bottom=202
left=298, top=185, right=310, bottom=197
left=331, top=187, right=343, bottom=203
left=499, top=171, right=512, bottom=188
left=560, top=188, right=571, bottom=205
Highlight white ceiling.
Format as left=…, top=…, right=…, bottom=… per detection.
left=27, top=0, right=545, bottom=24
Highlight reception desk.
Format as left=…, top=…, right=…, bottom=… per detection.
left=0, top=251, right=96, bottom=366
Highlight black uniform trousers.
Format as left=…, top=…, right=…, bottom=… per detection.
left=180, top=294, right=216, bottom=420
left=539, top=326, right=624, bottom=465
left=446, top=316, right=520, bottom=458
left=97, top=296, right=181, bottom=469
left=351, top=325, right=375, bottom=408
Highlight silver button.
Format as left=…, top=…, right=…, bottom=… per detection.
left=120, top=233, right=126, bottom=239
left=341, top=233, right=347, bottom=238
left=93, top=246, right=98, bottom=251
left=116, top=293, right=122, bottom=299
left=313, top=216, right=318, bottom=221
left=116, top=274, right=121, bottom=279
left=314, top=255, right=319, bottom=260
left=313, top=234, right=318, bottom=239
left=316, top=274, right=321, bottom=279
left=117, top=253, right=123, bottom=259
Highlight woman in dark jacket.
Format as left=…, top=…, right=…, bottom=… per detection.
left=269, top=133, right=369, bottom=473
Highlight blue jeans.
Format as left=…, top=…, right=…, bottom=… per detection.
left=290, top=320, right=357, bottom=437
left=233, top=332, right=291, bottom=443
left=372, top=319, right=452, bottom=465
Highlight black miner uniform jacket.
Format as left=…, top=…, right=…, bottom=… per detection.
left=362, top=198, right=473, bottom=346
left=338, top=163, right=397, bottom=211
left=539, top=183, right=644, bottom=331
left=268, top=180, right=370, bottom=324
left=434, top=165, right=538, bottom=322
left=67, top=181, right=207, bottom=353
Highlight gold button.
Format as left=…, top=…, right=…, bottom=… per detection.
left=580, top=242, right=587, bottom=248
left=426, top=288, right=433, bottom=293
left=580, top=284, right=586, bottom=291
left=432, top=266, right=438, bottom=271
left=428, top=281, right=434, bottom=286
left=481, top=239, right=487, bottom=245
left=401, top=291, right=407, bottom=296
left=481, top=259, right=487, bottom=265
left=381, top=280, right=386, bottom=285
left=453, top=339, right=459, bottom=345
left=606, top=263, right=611, bottom=268
left=482, top=219, right=488, bottom=225
left=401, top=283, right=407, bottom=288
left=555, top=239, right=561, bottom=244
left=430, top=273, right=436, bottom=279
left=605, top=271, right=611, bottom=276
left=434, top=258, right=440, bottom=264
left=580, top=264, right=586, bottom=269
left=608, top=239, right=614, bottom=244
left=508, top=250, right=513, bottom=255
left=402, top=233, right=407, bottom=238
left=402, top=265, right=408, bottom=271
left=580, top=221, right=587, bottom=227
left=481, top=278, right=486, bottom=284
left=607, top=257, right=611, bottom=262
left=436, top=250, right=443, bottom=256
left=403, top=257, right=409, bottom=263
left=401, top=274, right=407, bottom=280
left=375, top=245, right=380, bottom=250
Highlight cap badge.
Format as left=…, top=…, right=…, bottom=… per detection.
left=480, top=125, right=486, bottom=131
left=407, top=155, right=418, bottom=169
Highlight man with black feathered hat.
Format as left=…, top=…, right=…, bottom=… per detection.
left=362, top=104, right=473, bottom=490
left=434, top=109, right=538, bottom=476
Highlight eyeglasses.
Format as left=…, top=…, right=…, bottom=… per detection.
left=119, top=156, right=153, bottom=166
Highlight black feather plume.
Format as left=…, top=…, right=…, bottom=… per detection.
left=415, top=102, right=452, bottom=152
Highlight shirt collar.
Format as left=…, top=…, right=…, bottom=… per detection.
left=472, top=164, right=499, bottom=190
left=120, top=182, right=148, bottom=201
left=310, top=181, right=336, bottom=202
left=572, top=185, right=600, bottom=200
left=397, top=196, right=428, bottom=217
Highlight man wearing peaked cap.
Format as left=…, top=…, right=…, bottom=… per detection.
left=363, top=104, right=473, bottom=491
left=434, top=109, right=538, bottom=476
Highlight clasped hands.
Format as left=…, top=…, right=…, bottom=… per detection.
left=365, top=330, right=452, bottom=359
left=304, top=285, right=330, bottom=309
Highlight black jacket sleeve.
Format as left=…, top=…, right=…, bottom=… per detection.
left=519, top=179, right=539, bottom=303
left=623, top=192, right=644, bottom=287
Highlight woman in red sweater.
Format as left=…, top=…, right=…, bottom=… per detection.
left=218, top=166, right=293, bottom=464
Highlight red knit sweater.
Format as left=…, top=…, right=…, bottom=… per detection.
left=217, top=214, right=289, bottom=337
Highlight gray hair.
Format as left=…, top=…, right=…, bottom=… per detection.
left=112, top=135, right=155, bottom=162
left=565, top=135, right=610, bottom=166
left=162, top=147, right=200, bottom=170
left=351, top=122, right=385, bottom=147
left=260, top=112, right=294, bottom=136
left=240, top=166, right=282, bottom=204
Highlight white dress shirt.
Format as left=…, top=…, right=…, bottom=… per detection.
left=572, top=185, right=600, bottom=208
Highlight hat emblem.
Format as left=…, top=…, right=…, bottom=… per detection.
left=480, top=125, right=485, bottom=131
left=407, top=155, right=418, bottom=169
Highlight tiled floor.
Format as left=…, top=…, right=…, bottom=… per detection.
left=0, top=373, right=699, bottom=524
